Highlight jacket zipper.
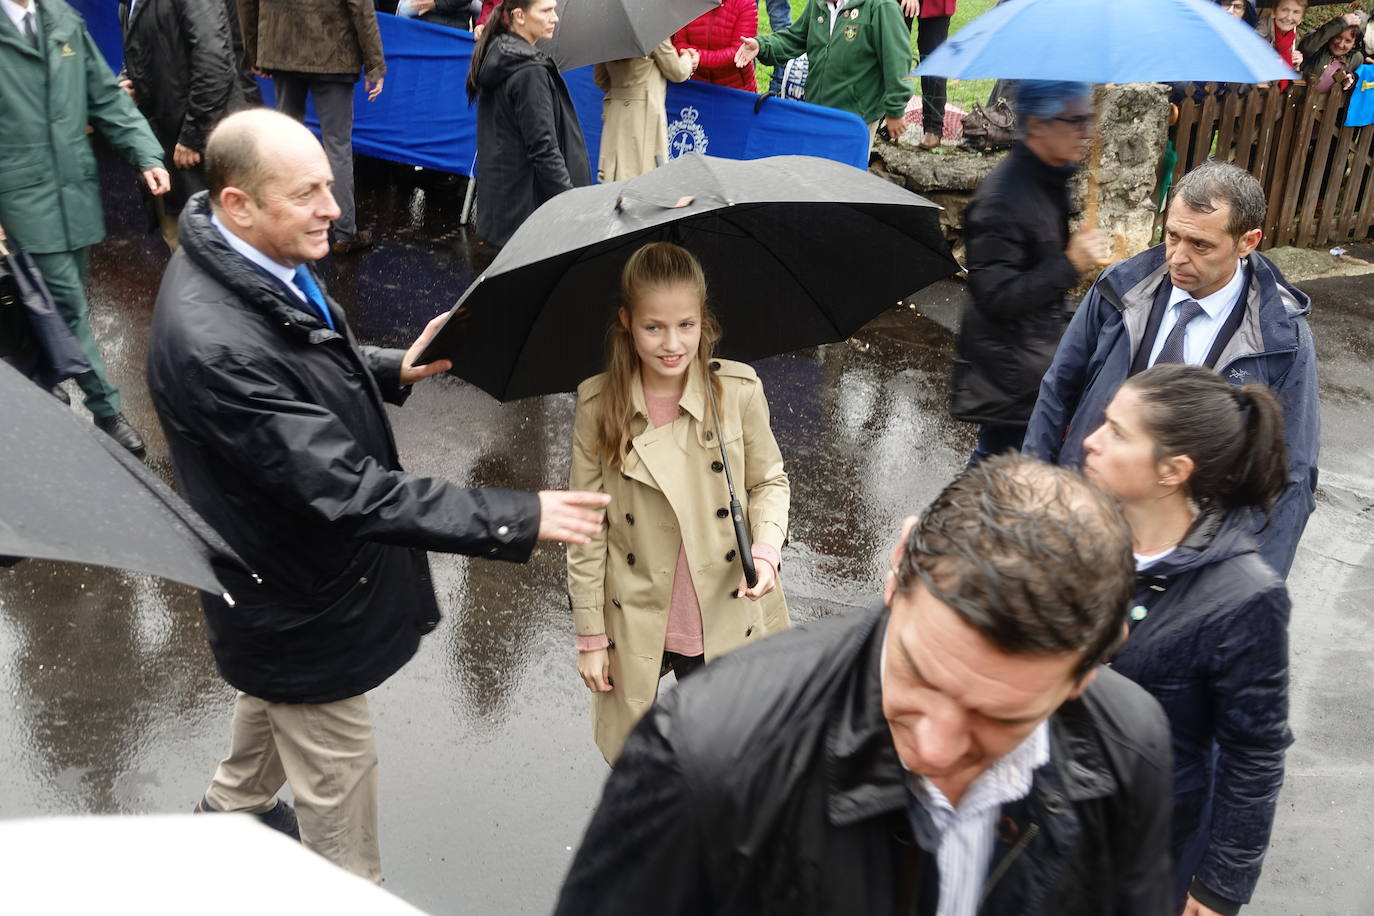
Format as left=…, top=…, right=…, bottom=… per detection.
left=976, top=822, right=1040, bottom=910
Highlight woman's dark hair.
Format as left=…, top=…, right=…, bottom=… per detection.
left=466, top=0, right=541, bottom=102
left=1125, top=363, right=1288, bottom=513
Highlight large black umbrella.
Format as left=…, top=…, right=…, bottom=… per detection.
left=420, top=153, right=958, bottom=400
left=545, top=0, right=719, bottom=72
left=419, top=153, right=957, bottom=586
left=0, top=359, right=248, bottom=599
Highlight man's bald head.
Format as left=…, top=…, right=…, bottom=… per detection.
left=205, top=109, right=323, bottom=210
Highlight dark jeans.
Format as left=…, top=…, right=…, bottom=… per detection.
left=967, top=423, right=1026, bottom=468
left=662, top=651, right=705, bottom=681
left=764, top=0, right=792, bottom=94
left=275, top=74, right=359, bottom=237
left=906, top=14, right=951, bottom=135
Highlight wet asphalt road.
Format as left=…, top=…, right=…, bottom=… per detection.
left=0, top=151, right=1370, bottom=914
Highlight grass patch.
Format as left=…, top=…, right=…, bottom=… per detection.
left=753, top=0, right=997, bottom=111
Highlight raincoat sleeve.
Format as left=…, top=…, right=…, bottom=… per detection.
left=966, top=193, right=1080, bottom=324
left=188, top=351, right=540, bottom=559
left=756, top=2, right=812, bottom=66
left=82, top=29, right=164, bottom=171
left=874, top=0, right=914, bottom=120
left=566, top=391, right=609, bottom=636
left=507, top=66, right=576, bottom=195
left=236, top=0, right=258, bottom=71
left=348, top=0, right=386, bottom=81
left=1192, top=582, right=1292, bottom=911
left=741, top=380, right=788, bottom=553
left=173, top=0, right=236, bottom=152
left=358, top=345, right=412, bottom=406
left=1022, top=278, right=1110, bottom=463
left=650, top=37, right=694, bottom=83
left=1250, top=319, right=1318, bottom=578
left=553, top=701, right=711, bottom=915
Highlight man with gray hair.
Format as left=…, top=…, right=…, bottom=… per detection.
left=1025, top=160, right=1318, bottom=577
left=952, top=80, right=1108, bottom=466
left=557, top=454, right=1173, bottom=915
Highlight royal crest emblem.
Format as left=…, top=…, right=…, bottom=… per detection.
left=842, top=24, right=858, bottom=41
left=667, top=105, right=708, bottom=159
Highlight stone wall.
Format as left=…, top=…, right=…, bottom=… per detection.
left=873, top=83, right=1172, bottom=270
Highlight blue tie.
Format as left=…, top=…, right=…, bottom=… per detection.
left=292, top=265, right=335, bottom=331
left=1153, top=299, right=1205, bottom=366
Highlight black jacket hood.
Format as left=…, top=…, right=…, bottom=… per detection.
left=477, top=33, right=552, bottom=92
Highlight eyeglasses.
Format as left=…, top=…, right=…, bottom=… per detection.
left=1052, top=114, right=1097, bottom=132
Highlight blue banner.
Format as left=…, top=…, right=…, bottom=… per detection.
left=72, top=5, right=869, bottom=176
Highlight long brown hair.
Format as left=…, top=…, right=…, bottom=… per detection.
left=595, top=242, right=722, bottom=469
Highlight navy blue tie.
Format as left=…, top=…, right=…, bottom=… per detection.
left=292, top=265, right=335, bottom=331
left=1154, top=299, right=1204, bottom=366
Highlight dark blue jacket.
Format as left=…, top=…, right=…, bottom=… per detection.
left=1023, top=246, right=1319, bottom=577
left=1110, top=509, right=1291, bottom=915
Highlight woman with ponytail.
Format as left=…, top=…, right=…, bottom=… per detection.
left=466, top=0, right=590, bottom=247
left=1082, top=363, right=1292, bottom=916
left=566, top=242, right=790, bottom=764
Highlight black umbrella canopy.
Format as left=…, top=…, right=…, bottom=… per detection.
left=0, top=359, right=249, bottom=598
left=544, top=0, right=720, bottom=72
left=421, top=154, right=958, bottom=401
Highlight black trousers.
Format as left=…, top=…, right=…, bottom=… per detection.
left=661, top=651, right=705, bottom=681
left=906, top=14, right=951, bottom=134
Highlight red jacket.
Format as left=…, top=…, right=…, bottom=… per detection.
left=672, top=0, right=757, bottom=92
left=918, top=0, right=957, bottom=17
left=476, top=0, right=498, bottom=27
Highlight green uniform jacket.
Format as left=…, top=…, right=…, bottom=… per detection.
left=757, top=0, right=911, bottom=124
left=0, top=0, right=164, bottom=254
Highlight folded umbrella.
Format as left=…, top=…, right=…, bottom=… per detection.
left=914, top=0, right=1298, bottom=83
left=545, top=0, right=720, bottom=72
left=0, top=358, right=248, bottom=598
left=0, top=237, right=91, bottom=389
left=419, top=153, right=958, bottom=583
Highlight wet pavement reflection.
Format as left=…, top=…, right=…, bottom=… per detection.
left=0, top=149, right=1370, bottom=913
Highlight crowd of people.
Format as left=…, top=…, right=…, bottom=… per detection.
left=0, top=0, right=1343, bottom=914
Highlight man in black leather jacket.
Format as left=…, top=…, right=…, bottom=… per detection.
left=558, top=455, right=1173, bottom=916
left=146, top=109, right=608, bottom=883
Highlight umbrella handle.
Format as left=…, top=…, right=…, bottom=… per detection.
left=730, top=497, right=758, bottom=590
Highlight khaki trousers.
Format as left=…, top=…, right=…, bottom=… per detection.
left=204, top=692, right=381, bottom=882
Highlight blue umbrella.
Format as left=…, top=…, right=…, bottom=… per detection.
left=915, top=0, right=1297, bottom=83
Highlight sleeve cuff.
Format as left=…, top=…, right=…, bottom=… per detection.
left=576, top=634, right=610, bottom=652
left=1189, top=878, right=1242, bottom=916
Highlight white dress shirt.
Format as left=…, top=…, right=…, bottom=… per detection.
left=1147, top=259, right=1247, bottom=367
left=211, top=213, right=309, bottom=304
left=908, top=722, right=1050, bottom=916
left=1, top=0, right=38, bottom=38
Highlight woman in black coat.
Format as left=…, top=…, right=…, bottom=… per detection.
left=466, top=0, right=590, bottom=247
left=1082, top=363, right=1292, bottom=916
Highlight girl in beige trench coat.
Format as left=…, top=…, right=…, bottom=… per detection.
left=567, top=242, right=790, bottom=763
left=593, top=39, right=698, bottom=183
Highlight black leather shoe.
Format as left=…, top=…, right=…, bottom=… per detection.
left=93, top=412, right=146, bottom=456
left=52, top=385, right=70, bottom=405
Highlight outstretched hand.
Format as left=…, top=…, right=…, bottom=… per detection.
left=735, top=37, right=759, bottom=69
left=400, top=313, right=454, bottom=386
left=538, top=490, right=611, bottom=544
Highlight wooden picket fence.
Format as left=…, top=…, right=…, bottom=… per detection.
left=1159, top=81, right=1374, bottom=250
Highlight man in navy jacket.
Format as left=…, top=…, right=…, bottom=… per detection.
left=1024, top=161, right=1318, bottom=578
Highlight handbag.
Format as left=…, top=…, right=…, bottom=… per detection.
left=960, top=99, right=1016, bottom=152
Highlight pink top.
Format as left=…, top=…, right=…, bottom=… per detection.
left=575, top=386, right=779, bottom=655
